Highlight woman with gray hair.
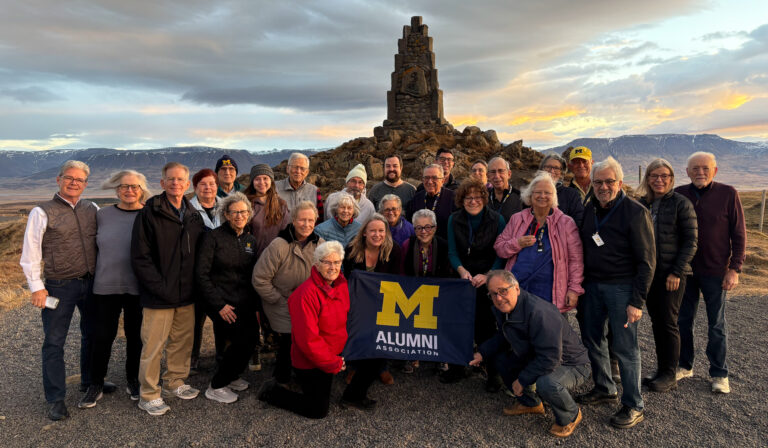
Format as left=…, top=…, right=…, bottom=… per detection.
left=83, top=170, right=151, bottom=407
left=252, top=201, right=324, bottom=388
left=260, top=241, right=370, bottom=418
left=495, top=171, right=584, bottom=313
left=195, top=192, right=259, bottom=403
left=636, top=158, right=697, bottom=392
left=379, top=194, right=414, bottom=246
left=314, top=192, right=361, bottom=247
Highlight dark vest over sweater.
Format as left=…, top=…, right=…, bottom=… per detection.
left=38, top=194, right=97, bottom=280
left=451, top=208, right=502, bottom=275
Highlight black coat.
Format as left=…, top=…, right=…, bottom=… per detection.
left=343, top=243, right=402, bottom=276
left=131, top=193, right=205, bottom=309
left=405, top=188, right=456, bottom=239
left=639, top=191, right=698, bottom=278
left=487, top=186, right=523, bottom=222
left=402, top=235, right=453, bottom=277
left=195, top=222, right=259, bottom=312
left=556, top=183, right=585, bottom=228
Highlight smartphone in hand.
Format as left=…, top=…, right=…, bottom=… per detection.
left=45, top=296, right=60, bottom=309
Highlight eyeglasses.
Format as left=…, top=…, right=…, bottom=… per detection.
left=118, top=184, right=141, bottom=191
left=381, top=207, right=400, bottom=214
left=542, top=165, right=562, bottom=173
left=227, top=210, right=249, bottom=216
left=532, top=191, right=554, bottom=197
left=61, top=175, right=87, bottom=185
left=488, top=169, right=508, bottom=176
left=437, top=156, right=454, bottom=164
left=289, top=165, right=309, bottom=172
left=423, top=176, right=444, bottom=182
left=648, top=174, right=672, bottom=181
left=463, top=196, right=483, bottom=203
left=319, top=259, right=342, bottom=267
left=592, top=179, right=618, bottom=187
left=487, top=287, right=511, bottom=299
left=164, top=177, right=187, bottom=184
left=414, top=225, right=436, bottom=233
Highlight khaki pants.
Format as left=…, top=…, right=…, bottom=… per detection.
left=138, top=305, right=195, bottom=401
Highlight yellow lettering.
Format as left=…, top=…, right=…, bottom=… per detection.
left=376, top=281, right=438, bottom=329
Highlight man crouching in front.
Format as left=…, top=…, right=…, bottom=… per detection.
left=470, top=270, right=590, bottom=438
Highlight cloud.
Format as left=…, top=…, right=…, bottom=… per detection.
left=0, top=86, right=62, bottom=102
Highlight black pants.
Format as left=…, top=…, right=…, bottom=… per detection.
left=343, top=358, right=385, bottom=401
left=274, top=332, right=293, bottom=384
left=192, top=300, right=227, bottom=361
left=90, top=294, right=142, bottom=385
left=266, top=368, right=334, bottom=419
left=474, top=286, right=498, bottom=376
left=209, top=309, right=259, bottom=389
left=646, top=273, right=686, bottom=377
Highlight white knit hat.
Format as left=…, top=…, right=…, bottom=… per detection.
left=346, top=163, right=368, bottom=184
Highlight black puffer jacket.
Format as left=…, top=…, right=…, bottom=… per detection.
left=639, top=191, right=698, bottom=278
left=556, top=182, right=585, bottom=228
left=131, top=193, right=205, bottom=309
left=195, top=222, right=259, bottom=312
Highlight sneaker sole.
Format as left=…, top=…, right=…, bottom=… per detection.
left=161, top=389, right=200, bottom=400
left=138, top=403, right=170, bottom=416
left=126, top=387, right=140, bottom=401
left=611, top=414, right=644, bottom=429
left=77, top=392, right=103, bottom=409
left=205, top=389, right=238, bottom=404
left=228, top=384, right=249, bottom=392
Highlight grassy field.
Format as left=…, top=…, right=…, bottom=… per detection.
left=0, top=190, right=766, bottom=311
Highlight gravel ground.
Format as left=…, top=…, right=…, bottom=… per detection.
left=1, top=293, right=767, bottom=448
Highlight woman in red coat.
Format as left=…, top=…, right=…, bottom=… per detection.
left=258, top=240, right=351, bottom=418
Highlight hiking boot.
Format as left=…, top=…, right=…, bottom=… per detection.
left=78, top=384, right=103, bottom=409
left=502, top=401, right=545, bottom=416
left=380, top=371, right=395, bottom=385
left=126, top=379, right=140, bottom=401
left=675, top=367, right=693, bottom=381
left=576, top=388, right=618, bottom=405
left=138, top=398, right=170, bottom=416
left=610, top=359, right=621, bottom=383
left=205, top=386, right=238, bottom=404
left=228, top=378, right=250, bottom=392
left=340, top=397, right=377, bottom=411
left=549, top=408, right=583, bottom=437
left=79, top=380, right=116, bottom=393
left=485, top=374, right=503, bottom=393
left=248, top=351, right=262, bottom=372
left=648, top=374, right=677, bottom=393
left=48, top=400, right=69, bottom=421
left=610, top=405, right=644, bottom=429
left=162, top=384, right=199, bottom=400
left=712, top=377, right=730, bottom=394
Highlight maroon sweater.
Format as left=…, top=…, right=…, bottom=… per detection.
left=675, top=181, right=746, bottom=276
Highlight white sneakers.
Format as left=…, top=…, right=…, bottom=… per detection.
left=138, top=398, right=171, bottom=416
left=712, top=377, right=731, bottom=394
left=228, top=378, right=250, bottom=391
left=162, top=384, right=200, bottom=400
left=205, top=386, right=238, bottom=404
left=675, top=367, right=693, bottom=381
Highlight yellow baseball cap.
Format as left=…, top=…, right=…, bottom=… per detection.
left=569, top=146, right=592, bottom=162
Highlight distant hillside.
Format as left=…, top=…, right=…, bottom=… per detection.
left=543, top=134, right=768, bottom=189
left=0, top=147, right=320, bottom=198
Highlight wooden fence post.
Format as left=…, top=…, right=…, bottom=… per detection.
left=760, top=189, right=766, bottom=233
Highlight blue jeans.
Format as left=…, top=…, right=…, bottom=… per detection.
left=581, top=282, right=643, bottom=411
left=514, top=364, right=591, bottom=426
left=678, top=274, right=728, bottom=378
left=41, top=277, right=94, bottom=403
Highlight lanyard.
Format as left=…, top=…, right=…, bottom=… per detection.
left=425, top=192, right=440, bottom=211
left=593, top=194, right=625, bottom=233
left=466, top=210, right=484, bottom=255
left=420, top=244, right=430, bottom=276
left=491, top=187, right=513, bottom=208
left=528, top=218, right=546, bottom=253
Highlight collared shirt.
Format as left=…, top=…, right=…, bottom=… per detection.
left=19, top=194, right=98, bottom=293
left=570, top=180, right=593, bottom=206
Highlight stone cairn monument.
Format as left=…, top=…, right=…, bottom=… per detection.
left=374, top=16, right=453, bottom=138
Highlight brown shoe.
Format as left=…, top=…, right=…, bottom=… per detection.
left=380, top=371, right=395, bottom=385
left=549, top=408, right=582, bottom=437
left=502, top=401, right=545, bottom=416
left=345, top=370, right=355, bottom=385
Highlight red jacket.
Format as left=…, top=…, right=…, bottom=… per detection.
left=288, top=266, right=350, bottom=373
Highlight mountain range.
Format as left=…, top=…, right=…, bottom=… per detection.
left=543, top=134, right=768, bottom=189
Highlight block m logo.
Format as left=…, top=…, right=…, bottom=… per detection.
left=376, top=281, right=438, bottom=329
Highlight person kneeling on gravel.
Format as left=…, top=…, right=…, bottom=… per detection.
left=471, top=270, right=590, bottom=438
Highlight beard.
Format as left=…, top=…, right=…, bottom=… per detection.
left=386, top=171, right=400, bottom=182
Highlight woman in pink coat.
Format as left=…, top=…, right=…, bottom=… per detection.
left=494, top=172, right=584, bottom=312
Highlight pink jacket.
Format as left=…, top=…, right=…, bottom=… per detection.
left=494, top=207, right=584, bottom=312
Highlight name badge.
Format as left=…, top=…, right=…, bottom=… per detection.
left=592, top=233, right=605, bottom=247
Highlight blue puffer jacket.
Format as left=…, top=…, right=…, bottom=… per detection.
left=314, top=218, right=361, bottom=248
left=478, top=289, right=589, bottom=387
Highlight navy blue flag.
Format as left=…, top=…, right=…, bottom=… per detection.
left=343, top=271, right=476, bottom=365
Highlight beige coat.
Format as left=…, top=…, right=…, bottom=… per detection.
left=252, top=231, right=323, bottom=333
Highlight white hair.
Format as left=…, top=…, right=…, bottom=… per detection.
left=488, top=156, right=510, bottom=170
left=293, top=200, right=319, bottom=219
left=378, top=194, right=402, bottom=212
left=59, top=160, right=90, bottom=178
left=591, top=156, right=624, bottom=182
left=520, top=171, right=559, bottom=207
left=217, top=192, right=253, bottom=223
left=412, top=209, right=437, bottom=226
left=288, top=152, right=310, bottom=166
left=486, top=269, right=520, bottom=288
left=686, top=151, right=717, bottom=167
left=330, top=192, right=360, bottom=219
left=101, top=169, right=152, bottom=203
left=423, top=164, right=444, bottom=177
left=313, top=240, right=345, bottom=265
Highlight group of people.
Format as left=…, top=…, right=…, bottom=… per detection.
left=21, top=146, right=746, bottom=438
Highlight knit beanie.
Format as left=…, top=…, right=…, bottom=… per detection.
left=346, top=163, right=368, bottom=184
left=215, top=155, right=239, bottom=173
left=249, top=164, right=274, bottom=183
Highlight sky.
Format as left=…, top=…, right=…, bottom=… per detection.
left=0, top=0, right=767, bottom=152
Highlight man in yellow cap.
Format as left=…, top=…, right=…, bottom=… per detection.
left=568, top=146, right=593, bottom=206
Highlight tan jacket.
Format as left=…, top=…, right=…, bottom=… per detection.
left=251, top=226, right=323, bottom=333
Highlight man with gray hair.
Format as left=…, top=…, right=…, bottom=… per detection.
left=486, top=157, right=522, bottom=221
left=406, top=164, right=456, bottom=238
left=674, top=151, right=745, bottom=394
left=324, top=164, right=375, bottom=223
left=20, top=160, right=108, bottom=420
left=471, top=270, right=590, bottom=438
left=576, top=156, right=655, bottom=429
left=276, top=152, right=324, bottom=221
